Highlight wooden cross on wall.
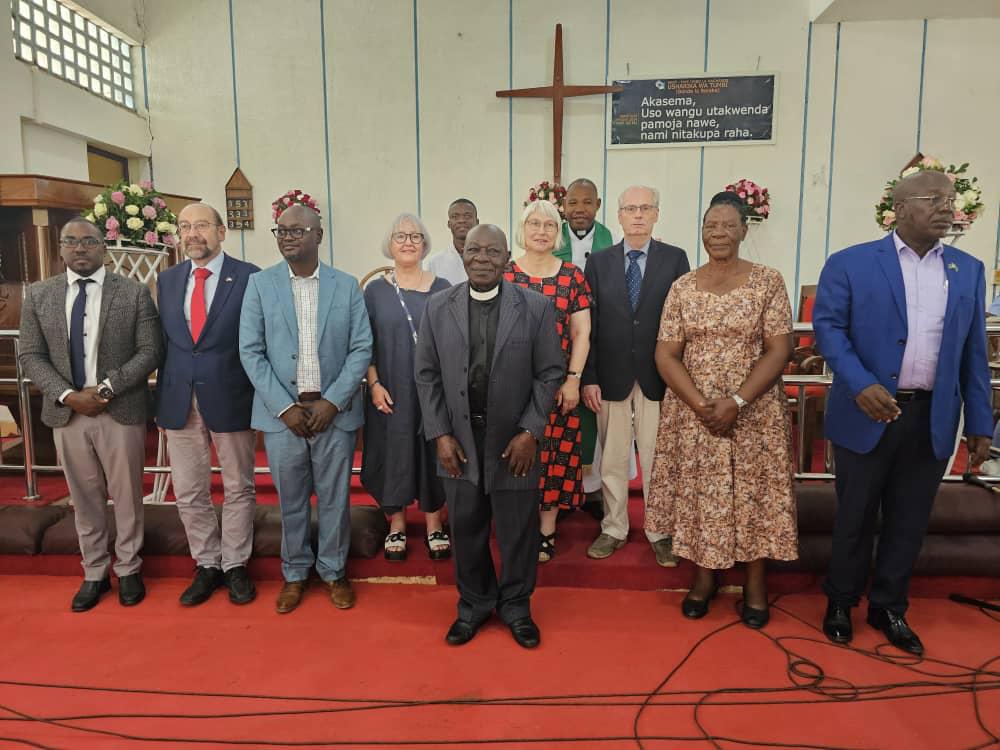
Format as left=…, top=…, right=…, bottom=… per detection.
left=496, top=24, right=622, bottom=187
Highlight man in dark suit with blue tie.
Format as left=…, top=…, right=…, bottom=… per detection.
left=813, top=170, right=992, bottom=655
left=157, top=203, right=260, bottom=606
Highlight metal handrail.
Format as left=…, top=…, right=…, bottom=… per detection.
left=3, top=324, right=1000, bottom=500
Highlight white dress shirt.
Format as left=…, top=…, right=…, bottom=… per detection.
left=58, top=266, right=111, bottom=403
left=568, top=225, right=623, bottom=269
left=426, top=243, right=466, bottom=286
left=183, top=251, right=227, bottom=328
left=290, top=264, right=322, bottom=394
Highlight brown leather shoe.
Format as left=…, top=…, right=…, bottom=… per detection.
left=275, top=580, right=307, bottom=614
left=328, top=578, right=356, bottom=609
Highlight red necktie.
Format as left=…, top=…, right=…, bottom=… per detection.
left=190, top=267, right=212, bottom=342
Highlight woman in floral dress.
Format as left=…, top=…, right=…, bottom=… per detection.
left=647, top=192, right=797, bottom=629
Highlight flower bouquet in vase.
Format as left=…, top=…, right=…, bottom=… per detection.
left=723, top=178, right=771, bottom=225
left=524, top=181, right=567, bottom=211
left=85, top=179, right=179, bottom=283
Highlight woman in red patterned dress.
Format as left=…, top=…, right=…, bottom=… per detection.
left=504, top=199, right=592, bottom=562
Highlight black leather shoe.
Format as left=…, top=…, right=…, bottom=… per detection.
left=822, top=601, right=853, bottom=644
left=582, top=492, right=605, bottom=521
left=681, top=587, right=717, bottom=619
left=445, top=619, right=480, bottom=646
left=224, top=566, right=257, bottom=605
left=71, top=577, right=110, bottom=612
left=867, top=607, right=924, bottom=656
left=741, top=604, right=770, bottom=629
left=180, top=566, right=224, bottom=607
left=508, top=617, right=541, bottom=649
left=118, top=573, right=146, bottom=606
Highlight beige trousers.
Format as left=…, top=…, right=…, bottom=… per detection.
left=595, top=382, right=666, bottom=543
left=53, top=412, right=147, bottom=580
left=165, top=396, right=256, bottom=571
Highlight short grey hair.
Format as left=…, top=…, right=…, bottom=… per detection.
left=514, top=200, right=565, bottom=252
left=617, top=185, right=660, bottom=209
left=381, top=212, right=432, bottom=260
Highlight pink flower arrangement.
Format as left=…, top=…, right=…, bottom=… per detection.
left=723, top=178, right=771, bottom=222
left=875, top=155, right=984, bottom=232
left=84, top=179, right=178, bottom=245
left=271, top=189, right=321, bottom=221
left=523, top=181, right=567, bottom=212
left=140, top=179, right=154, bottom=190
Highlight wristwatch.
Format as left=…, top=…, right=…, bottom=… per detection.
left=97, top=384, right=114, bottom=400
left=731, top=393, right=747, bottom=410
left=567, top=370, right=582, bottom=379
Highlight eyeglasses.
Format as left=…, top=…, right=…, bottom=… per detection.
left=59, top=237, right=102, bottom=249
left=178, top=221, right=220, bottom=234
left=525, top=219, right=559, bottom=232
left=463, top=245, right=506, bottom=260
left=271, top=227, right=316, bottom=239
left=392, top=232, right=425, bottom=244
left=619, top=204, right=658, bottom=215
left=900, top=195, right=957, bottom=209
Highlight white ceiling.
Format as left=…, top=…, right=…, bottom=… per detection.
left=812, top=0, right=1000, bottom=23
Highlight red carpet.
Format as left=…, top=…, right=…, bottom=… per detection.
left=0, top=576, right=997, bottom=749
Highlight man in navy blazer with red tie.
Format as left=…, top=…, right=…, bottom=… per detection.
left=156, top=203, right=260, bottom=607
left=813, top=170, right=992, bottom=656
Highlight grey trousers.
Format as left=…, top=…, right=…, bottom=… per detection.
left=53, top=412, right=146, bottom=580
left=165, top=396, right=256, bottom=571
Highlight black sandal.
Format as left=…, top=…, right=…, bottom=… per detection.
left=425, top=530, right=451, bottom=561
left=383, top=531, right=407, bottom=562
left=539, top=533, right=556, bottom=563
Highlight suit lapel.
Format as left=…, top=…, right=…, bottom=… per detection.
left=875, top=235, right=908, bottom=327
left=273, top=265, right=299, bottom=341
left=605, top=243, right=629, bottom=314
left=491, top=281, right=520, bottom=370
left=941, top=245, right=961, bottom=328
left=169, top=260, right=193, bottom=340
left=199, top=254, right=238, bottom=341
left=98, top=272, right=120, bottom=340
left=316, top=263, right=336, bottom=343
left=637, top=241, right=665, bottom=312
left=447, top=282, right=470, bottom=347
left=49, top=274, right=71, bottom=358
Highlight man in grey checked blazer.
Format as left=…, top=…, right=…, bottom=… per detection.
left=19, top=218, right=162, bottom=612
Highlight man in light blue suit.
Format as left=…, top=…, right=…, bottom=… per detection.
left=239, top=203, right=372, bottom=614
left=813, top=170, right=992, bottom=656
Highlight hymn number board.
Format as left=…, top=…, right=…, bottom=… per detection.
left=225, top=167, right=254, bottom=230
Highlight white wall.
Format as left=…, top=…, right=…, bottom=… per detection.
left=6, top=0, right=1000, bottom=307
left=0, top=0, right=150, bottom=179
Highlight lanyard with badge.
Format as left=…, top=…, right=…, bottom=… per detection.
left=388, top=272, right=419, bottom=345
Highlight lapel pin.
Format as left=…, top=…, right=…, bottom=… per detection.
left=224, top=277, right=234, bottom=282
left=947, top=263, right=958, bottom=272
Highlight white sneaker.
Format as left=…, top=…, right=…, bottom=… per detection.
left=979, top=458, right=1000, bottom=476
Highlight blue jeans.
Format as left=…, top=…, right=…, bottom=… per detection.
left=264, top=425, right=355, bottom=582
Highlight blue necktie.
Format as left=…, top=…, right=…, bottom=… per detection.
left=626, top=249, right=643, bottom=312
left=70, top=278, right=93, bottom=390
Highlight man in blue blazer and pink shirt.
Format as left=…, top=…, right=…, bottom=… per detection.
left=157, top=203, right=260, bottom=606
left=813, top=170, right=992, bottom=655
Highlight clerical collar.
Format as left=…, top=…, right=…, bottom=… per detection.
left=469, top=284, right=500, bottom=301
left=572, top=225, right=594, bottom=240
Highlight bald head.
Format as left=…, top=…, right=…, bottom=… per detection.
left=280, top=204, right=322, bottom=228
left=465, top=224, right=507, bottom=251
left=892, top=170, right=952, bottom=205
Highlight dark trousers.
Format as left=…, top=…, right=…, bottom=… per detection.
left=823, top=399, right=948, bottom=614
left=444, top=426, right=540, bottom=626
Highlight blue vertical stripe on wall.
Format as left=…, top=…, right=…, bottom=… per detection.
left=916, top=19, right=928, bottom=152
left=822, top=22, right=841, bottom=261
left=507, top=0, right=513, bottom=239
left=601, top=0, right=611, bottom=226
left=792, top=22, right=814, bottom=319
left=319, top=0, right=334, bottom=264
left=412, top=0, right=422, bottom=216
left=227, top=0, right=245, bottom=260
left=140, top=44, right=152, bottom=182
left=993, top=209, right=1000, bottom=301
left=694, top=0, right=711, bottom=266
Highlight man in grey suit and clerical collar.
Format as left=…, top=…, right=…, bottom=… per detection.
left=19, top=218, right=162, bottom=612
left=415, top=224, right=564, bottom=648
